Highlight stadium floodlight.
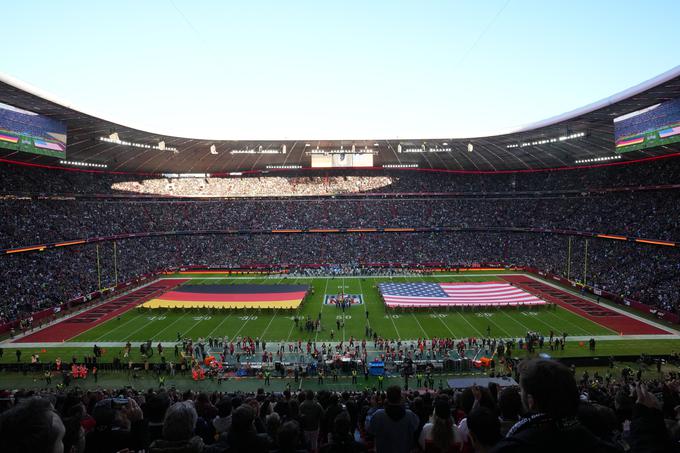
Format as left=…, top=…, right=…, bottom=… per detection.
left=282, top=144, right=287, bottom=154
left=266, top=165, right=302, bottom=169
left=397, top=144, right=402, bottom=153
left=158, top=141, right=166, bottom=151
left=383, top=164, right=418, bottom=168
left=467, top=143, right=473, bottom=152
left=575, top=155, right=622, bottom=164
left=60, top=160, right=108, bottom=168
left=99, top=136, right=177, bottom=152
left=210, top=144, right=218, bottom=155
left=109, top=132, right=120, bottom=142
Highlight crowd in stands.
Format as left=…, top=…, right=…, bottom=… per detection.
left=1, top=232, right=678, bottom=325
left=0, top=358, right=678, bottom=452
left=1, top=154, right=679, bottom=197
left=0, top=157, right=678, bottom=325
left=1, top=190, right=679, bottom=248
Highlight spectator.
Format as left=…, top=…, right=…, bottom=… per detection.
left=491, top=359, right=618, bottom=453
left=367, top=385, right=420, bottom=453
left=299, top=390, right=324, bottom=452
left=0, top=397, right=65, bottom=453
left=150, top=401, right=204, bottom=453
left=467, top=407, right=502, bottom=453
left=418, top=399, right=463, bottom=453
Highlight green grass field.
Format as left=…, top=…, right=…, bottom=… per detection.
left=3, top=272, right=678, bottom=364
left=70, top=273, right=616, bottom=343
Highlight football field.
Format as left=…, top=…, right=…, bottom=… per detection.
left=25, top=272, right=674, bottom=344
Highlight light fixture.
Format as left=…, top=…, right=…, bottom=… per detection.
left=575, top=155, right=622, bottom=164
left=60, top=160, right=108, bottom=168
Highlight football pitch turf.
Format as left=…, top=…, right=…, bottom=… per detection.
left=71, top=273, right=619, bottom=343
left=9, top=272, right=678, bottom=349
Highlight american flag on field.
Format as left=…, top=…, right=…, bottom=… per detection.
left=378, top=282, right=546, bottom=308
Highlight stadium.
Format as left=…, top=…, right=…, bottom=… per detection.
left=1, top=3, right=680, bottom=453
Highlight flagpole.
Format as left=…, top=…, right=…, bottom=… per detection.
left=96, top=243, right=102, bottom=291
left=583, top=239, right=588, bottom=287
left=113, top=241, right=118, bottom=286
left=566, top=237, right=572, bottom=281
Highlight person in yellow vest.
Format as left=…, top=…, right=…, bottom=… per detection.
left=318, top=369, right=324, bottom=385
left=264, top=368, right=271, bottom=385
left=416, top=372, right=423, bottom=387
left=377, top=374, right=384, bottom=389
left=351, top=369, right=357, bottom=384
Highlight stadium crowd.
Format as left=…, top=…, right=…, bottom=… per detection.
left=0, top=358, right=678, bottom=452
left=0, top=154, right=679, bottom=197
left=0, top=157, right=678, bottom=326
left=1, top=189, right=679, bottom=248
left=1, top=232, right=678, bottom=325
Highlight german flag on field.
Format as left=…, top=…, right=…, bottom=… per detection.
left=141, top=284, right=308, bottom=309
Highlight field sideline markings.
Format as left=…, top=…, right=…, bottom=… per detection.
left=164, top=273, right=525, bottom=280
left=358, top=278, right=370, bottom=329
left=34, top=279, right=161, bottom=344
left=533, top=307, right=595, bottom=336
left=152, top=312, right=191, bottom=341
left=524, top=274, right=679, bottom=335
left=430, top=308, right=456, bottom=337
left=92, top=312, right=147, bottom=342
left=480, top=311, right=513, bottom=338
left=511, top=308, right=572, bottom=336
left=458, top=312, right=486, bottom=338
left=549, top=304, right=619, bottom=335
left=205, top=313, right=233, bottom=340
left=496, top=309, right=540, bottom=336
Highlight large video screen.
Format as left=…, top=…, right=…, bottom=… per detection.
left=614, top=97, right=680, bottom=153
left=0, top=102, right=67, bottom=158
left=311, top=153, right=373, bottom=168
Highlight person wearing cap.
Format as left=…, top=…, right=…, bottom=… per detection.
left=367, top=385, right=419, bottom=453
left=418, top=398, right=463, bottom=453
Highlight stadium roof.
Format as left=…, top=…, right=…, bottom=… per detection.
left=1, top=66, right=680, bottom=173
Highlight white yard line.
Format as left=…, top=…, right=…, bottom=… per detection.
left=315, top=278, right=330, bottom=343
left=430, top=309, right=456, bottom=337
left=458, top=312, right=486, bottom=338
left=538, top=308, right=599, bottom=336
left=164, top=273, right=526, bottom=280
left=94, top=313, right=145, bottom=342
left=206, top=314, right=233, bottom=339
left=153, top=312, right=191, bottom=340
left=260, top=310, right=278, bottom=340
left=13, top=333, right=680, bottom=349
left=469, top=311, right=506, bottom=337
left=411, top=313, right=430, bottom=339
left=258, top=275, right=286, bottom=341
left=358, top=278, right=370, bottom=328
